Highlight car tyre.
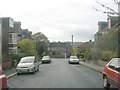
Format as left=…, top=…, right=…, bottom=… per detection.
left=103, top=76, right=110, bottom=89
left=17, top=71, right=21, bottom=75
left=17, top=73, right=19, bottom=75
left=32, top=68, right=35, bottom=74
left=37, top=66, right=39, bottom=71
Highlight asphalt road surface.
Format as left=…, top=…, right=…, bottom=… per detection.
left=8, top=58, right=103, bottom=88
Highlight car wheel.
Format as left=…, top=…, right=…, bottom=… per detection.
left=103, top=76, right=110, bottom=89
left=17, top=72, right=19, bottom=75
left=6, top=86, right=9, bottom=90
left=32, top=68, right=35, bottom=74
left=35, top=67, right=38, bottom=72
left=37, top=66, right=39, bottom=71
left=17, top=71, right=21, bottom=75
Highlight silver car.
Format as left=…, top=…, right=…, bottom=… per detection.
left=68, top=56, right=79, bottom=64
left=16, top=56, right=39, bottom=74
left=42, top=56, right=51, bottom=63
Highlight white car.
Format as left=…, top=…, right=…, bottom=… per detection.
left=42, top=56, right=51, bottom=63
left=68, top=56, right=79, bottom=64
left=16, top=56, right=39, bottom=74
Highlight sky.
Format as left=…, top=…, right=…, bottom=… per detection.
left=0, top=0, right=118, bottom=42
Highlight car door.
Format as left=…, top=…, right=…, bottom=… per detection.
left=107, top=59, right=118, bottom=85
left=113, top=60, right=120, bottom=89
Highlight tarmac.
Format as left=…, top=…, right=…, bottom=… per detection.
left=4, top=61, right=104, bottom=79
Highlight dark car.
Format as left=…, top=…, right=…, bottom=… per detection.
left=103, top=58, right=120, bottom=89
left=0, top=65, right=9, bottom=90
left=42, top=56, right=51, bottom=63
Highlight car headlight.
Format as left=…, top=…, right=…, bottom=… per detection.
left=17, top=66, right=20, bottom=69
left=29, top=65, right=34, bottom=68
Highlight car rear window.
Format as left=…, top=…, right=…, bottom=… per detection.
left=116, top=60, right=120, bottom=73
left=108, top=59, right=118, bottom=70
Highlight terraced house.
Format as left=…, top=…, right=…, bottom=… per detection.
left=94, top=16, right=120, bottom=41
left=48, top=42, right=72, bottom=58
left=0, top=17, right=32, bottom=69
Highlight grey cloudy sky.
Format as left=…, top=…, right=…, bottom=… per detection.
left=0, top=0, right=118, bottom=42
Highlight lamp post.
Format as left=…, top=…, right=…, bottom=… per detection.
left=72, top=35, right=73, bottom=55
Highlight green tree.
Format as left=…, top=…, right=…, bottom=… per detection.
left=92, top=26, right=119, bottom=60
left=32, top=32, right=49, bottom=57
left=84, top=49, right=91, bottom=60
left=18, top=39, right=36, bottom=56
left=72, top=48, right=79, bottom=56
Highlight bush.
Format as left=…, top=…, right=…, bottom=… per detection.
left=101, top=51, right=113, bottom=61
left=80, top=53, right=84, bottom=58
left=90, top=47, right=102, bottom=60
left=84, top=50, right=91, bottom=60
left=76, top=53, right=81, bottom=58
left=9, top=53, right=25, bottom=63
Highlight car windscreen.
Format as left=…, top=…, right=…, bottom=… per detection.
left=20, top=57, right=34, bottom=63
left=70, top=56, right=78, bottom=59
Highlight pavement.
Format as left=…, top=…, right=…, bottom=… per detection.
left=4, top=60, right=104, bottom=79
left=4, top=67, right=17, bottom=79
left=80, top=61, right=104, bottom=73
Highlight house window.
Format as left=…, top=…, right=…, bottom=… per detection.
left=9, top=33, right=18, bottom=44
left=9, top=18, right=14, bottom=28
left=9, top=33, right=12, bottom=44
left=9, top=47, right=18, bottom=55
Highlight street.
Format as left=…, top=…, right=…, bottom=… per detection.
left=8, top=58, right=103, bottom=88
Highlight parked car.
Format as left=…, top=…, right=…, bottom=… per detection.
left=0, top=65, right=9, bottom=90
left=68, top=56, right=79, bottom=64
left=16, top=56, right=39, bottom=74
left=103, top=58, right=120, bottom=89
left=42, top=56, right=51, bottom=63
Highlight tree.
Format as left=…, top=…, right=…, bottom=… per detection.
left=92, top=26, right=119, bottom=60
left=18, top=39, right=36, bottom=56
left=36, top=41, right=48, bottom=57
left=32, top=32, right=48, bottom=42
left=84, top=49, right=91, bottom=60
left=32, top=32, right=49, bottom=57
left=72, top=48, right=79, bottom=56
left=93, top=0, right=120, bottom=16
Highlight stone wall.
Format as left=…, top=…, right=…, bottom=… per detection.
left=2, top=60, right=12, bottom=70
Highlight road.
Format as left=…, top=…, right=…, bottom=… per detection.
left=8, top=58, right=103, bottom=88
